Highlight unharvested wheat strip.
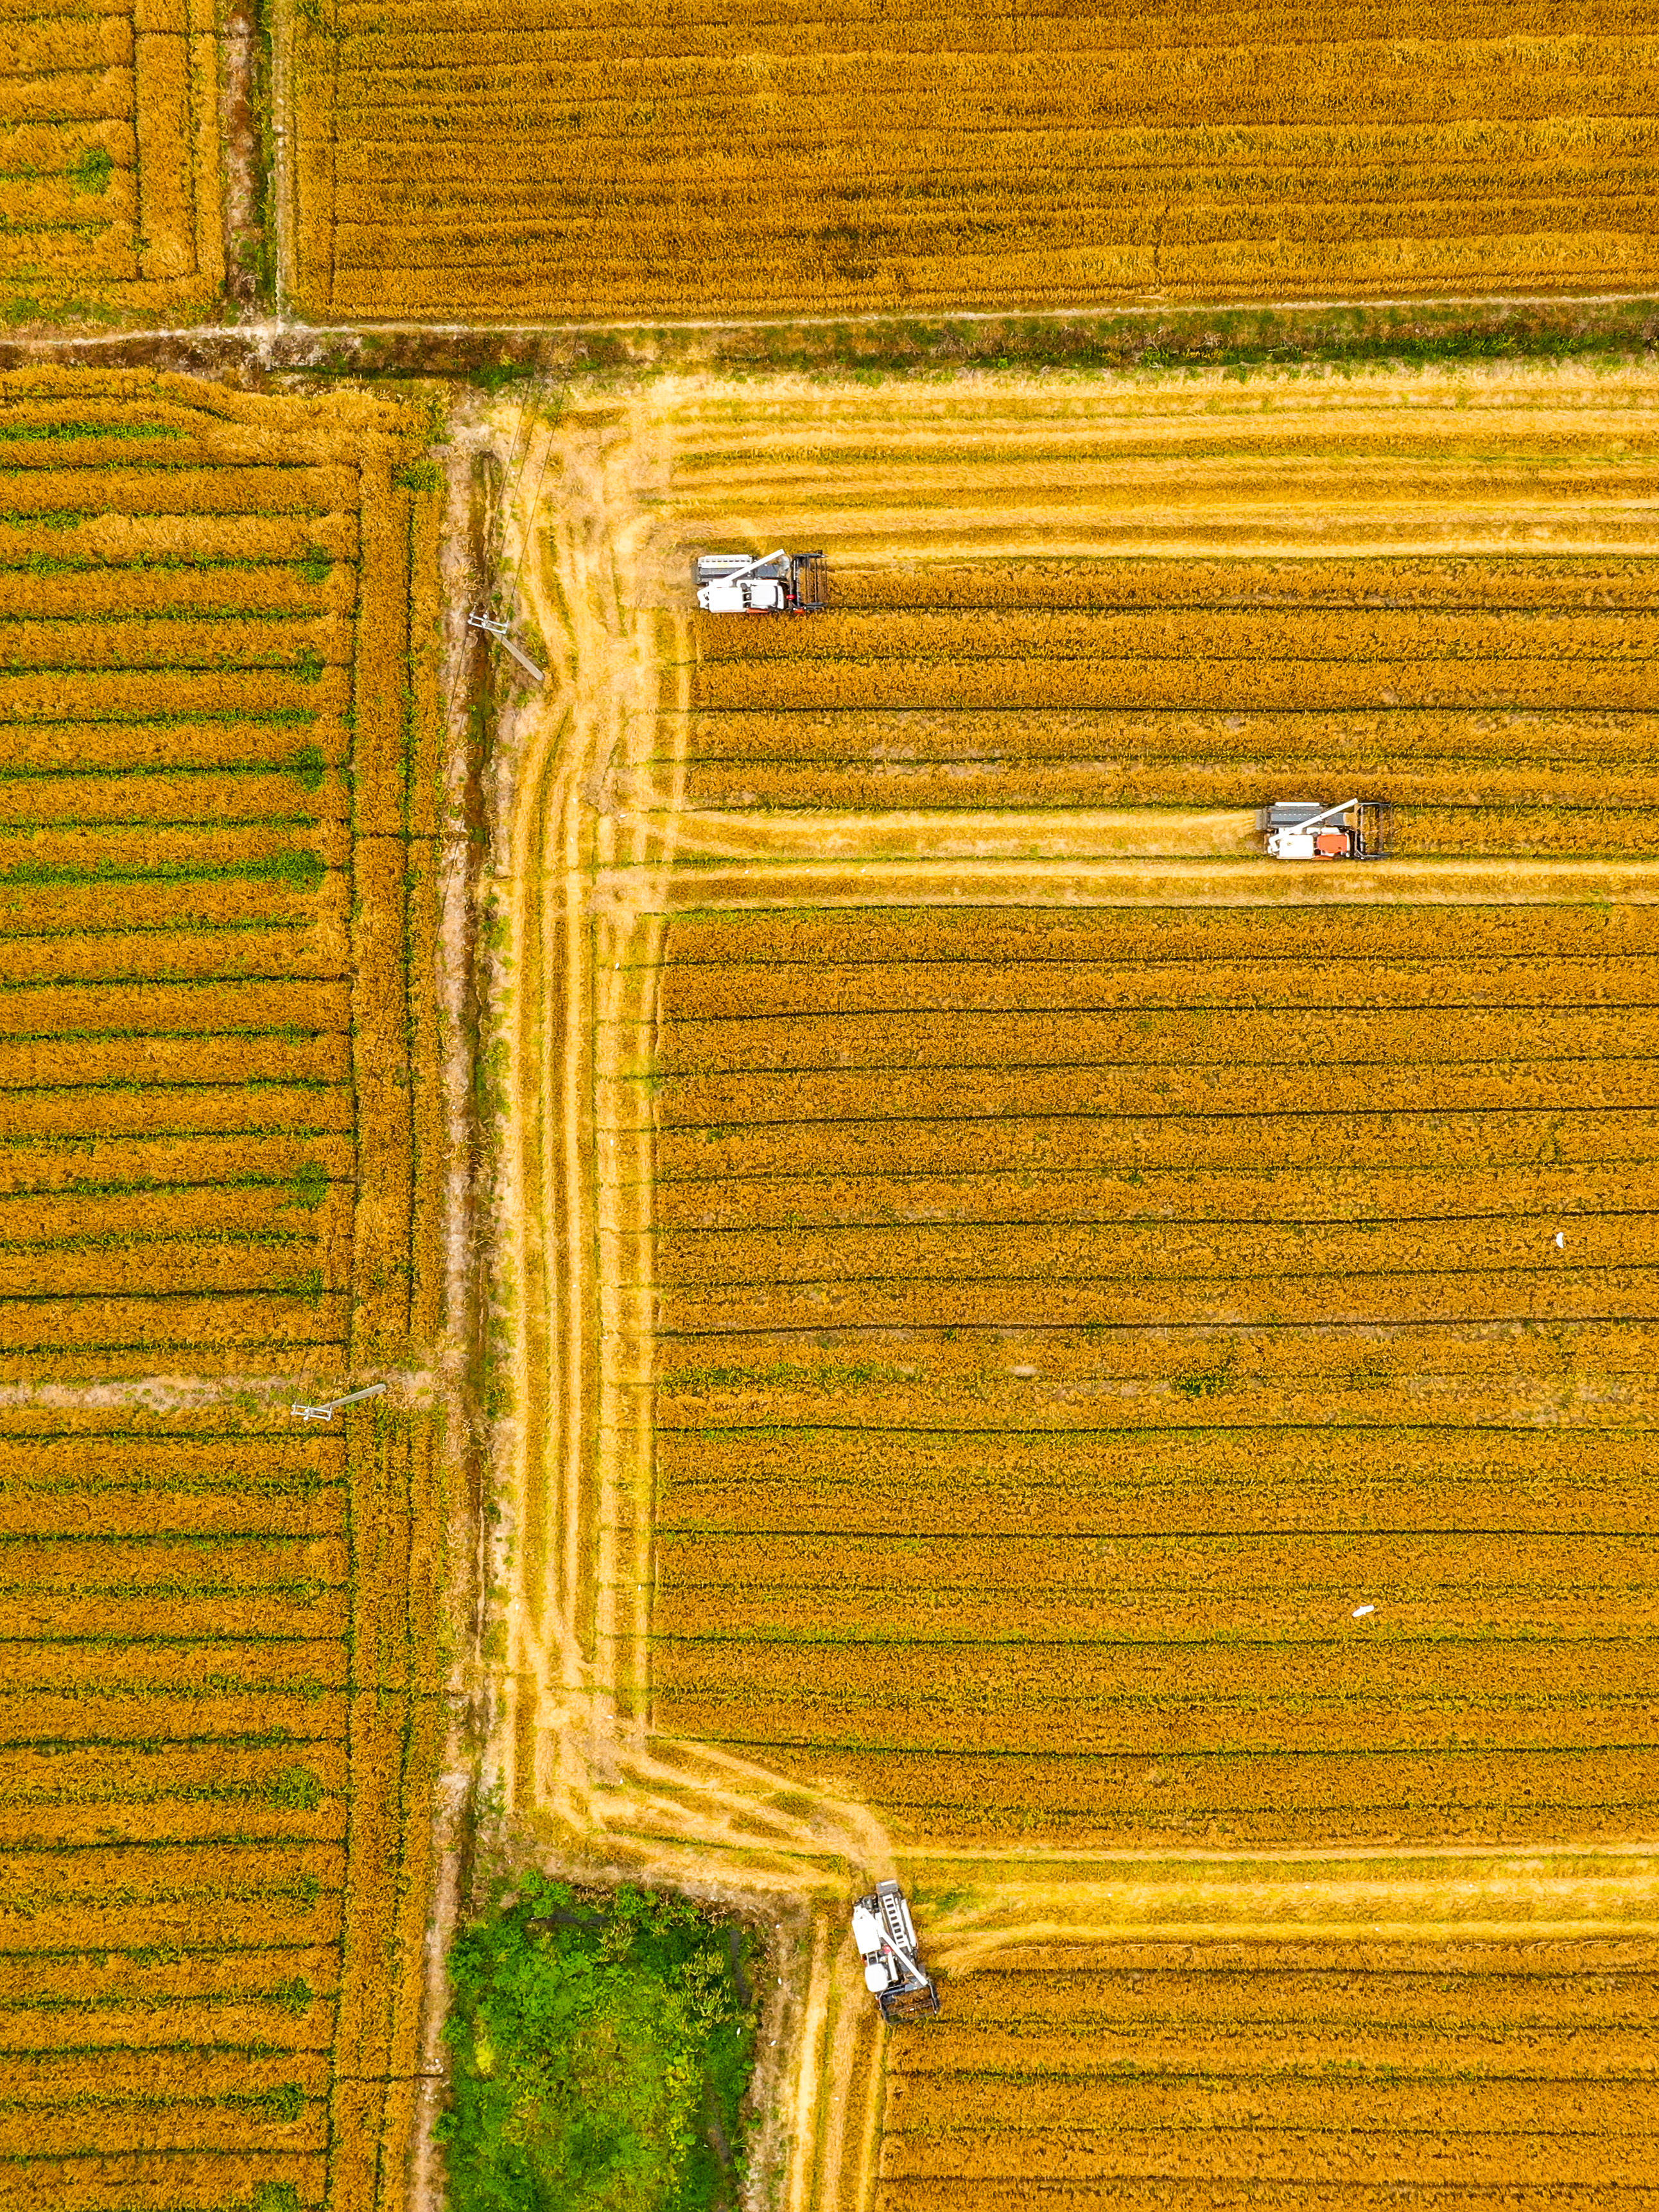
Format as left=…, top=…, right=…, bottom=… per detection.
left=657, top=1005, right=1659, bottom=1073
left=0, top=878, right=331, bottom=939
left=822, top=2012, right=1653, bottom=2074
left=882, top=2069, right=1659, bottom=2134
left=0, top=2152, right=327, bottom=2212
left=3, top=1798, right=347, bottom=1851
left=654, top=1377, right=1653, bottom=1439
left=0, top=1420, right=340, bottom=1467
left=0, top=1529, right=345, bottom=1586
left=0, top=979, right=348, bottom=1038
left=0, top=567, right=350, bottom=623
left=662, top=902, right=1659, bottom=967
left=0, top=924, right=343, bottom=988
left=0, top=818, right=331, bottom=877
left=763, top=1743, right=1659, bottom=1827
left=657, top=1110, right=1659, bottom=1181
left=661, top=1268, right=1659, bottom=1333
left=693, top=657, right=1659, bottom=716
left=655, top=1064, right=1659, bottom=1131
left=819, top=557, right=1659, bottom=613
left=648, top=1162, right=1659, bottom=1228
left=0, top=1034, right=346, bottom=1090
left=0, top=1590, right=349, bottom=1641
left=880, top=2130, right=1646, bottom=2189
left=654, top=1690, right=1651, bottom=1763
left=654, top=1319, right=1659, bottom=1389
left=0, top=462, right=355, bottom=517
left=659, top=1214, right=1659, bottom=1285
left=697, top=607, right=1659, bottom=665
left=0, top=1129, right=353, bottom=1194
left=0, top=1289, right=348, bottom=1350
left=914, top=1965, right=1659, bottom=2035
left=0, top=1693, right=349, bottom=1748
left=654, top=1624, right=1635, bottom=1707
left=0, top=767, right=345, bottom=828
left=0, top=1942, right=342, bottom=2013
left=0, top=2103, right=329, bottom=2158
left=0, top=1481, right=345, bottom=1539
left=655, top=1527, right=1659, bottom=1600
left=0, top=1241, right=336, bottom=1300
left=681, top=708, right=1659, bottom=768
left=650, top=1588, right=1659, bottom=1648
left=1, top=2043, right=333, bottom=2102
left=0, top=1998, right=337, bottom=2058
left=0, top=1084, right=354, bottom=1138
left=654, top=1452, right=1659, bottom=1540
left=0, top=1178, right=349, bottom=1245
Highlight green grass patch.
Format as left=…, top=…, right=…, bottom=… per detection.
left=440, top=1875, right=759, bottom=2212
left=68, top=146, right=114, bottom=195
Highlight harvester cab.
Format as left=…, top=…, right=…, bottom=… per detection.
left=1259, top=797, right=1389, bottom=860
left=852, top=1881, right=940, bottom=2023
left=694, top=549, right=827, bottom=613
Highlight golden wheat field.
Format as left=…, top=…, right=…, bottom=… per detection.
left=0, top=0, right=222, bottom=325
left=0, top=1401, right=442, bottom=2212
left=280, top=1, right=1659, bottom=319
left=645, top=896, right=1659, bottom=1848
left=0, top=366, right=445, bottom=1381
left=878, top=1935, right=1659, bottom=2210
left=652, top=363, right=1659, bottom=856
left=542, top=362, right=1659, bottom=1859
left=0, top=368, right=447, bottom=2212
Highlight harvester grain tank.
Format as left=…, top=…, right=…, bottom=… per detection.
left=694, top=549, right=827, bottom=613
left=851, top=1881, right=940, bottom=2022
left=1259, top=797, right=1389, bottom=859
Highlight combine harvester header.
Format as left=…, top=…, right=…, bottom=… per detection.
left=852, top=1881, right=941, bottom=2023
left=1259, top=797, right=1389, bottom=860
left=695, top=549, right=827, bottom=613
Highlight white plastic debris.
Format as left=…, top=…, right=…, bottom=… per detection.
left=1351, top=1603, right=1377, bottom=1619
left=1554, top=1232, right=1565, bottom=1249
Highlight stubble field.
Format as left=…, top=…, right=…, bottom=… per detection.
left=280, top=1, right=1659, bottom=320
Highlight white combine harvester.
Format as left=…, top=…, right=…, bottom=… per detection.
left=694, top=549, right=827, bottom=614
left=1259, top=797, right=1389, bottom=860
left=852, top=1881, right=940, bottom=2023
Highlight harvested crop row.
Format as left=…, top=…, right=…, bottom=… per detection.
left=653, top=1063, right=1659, bottom=1128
